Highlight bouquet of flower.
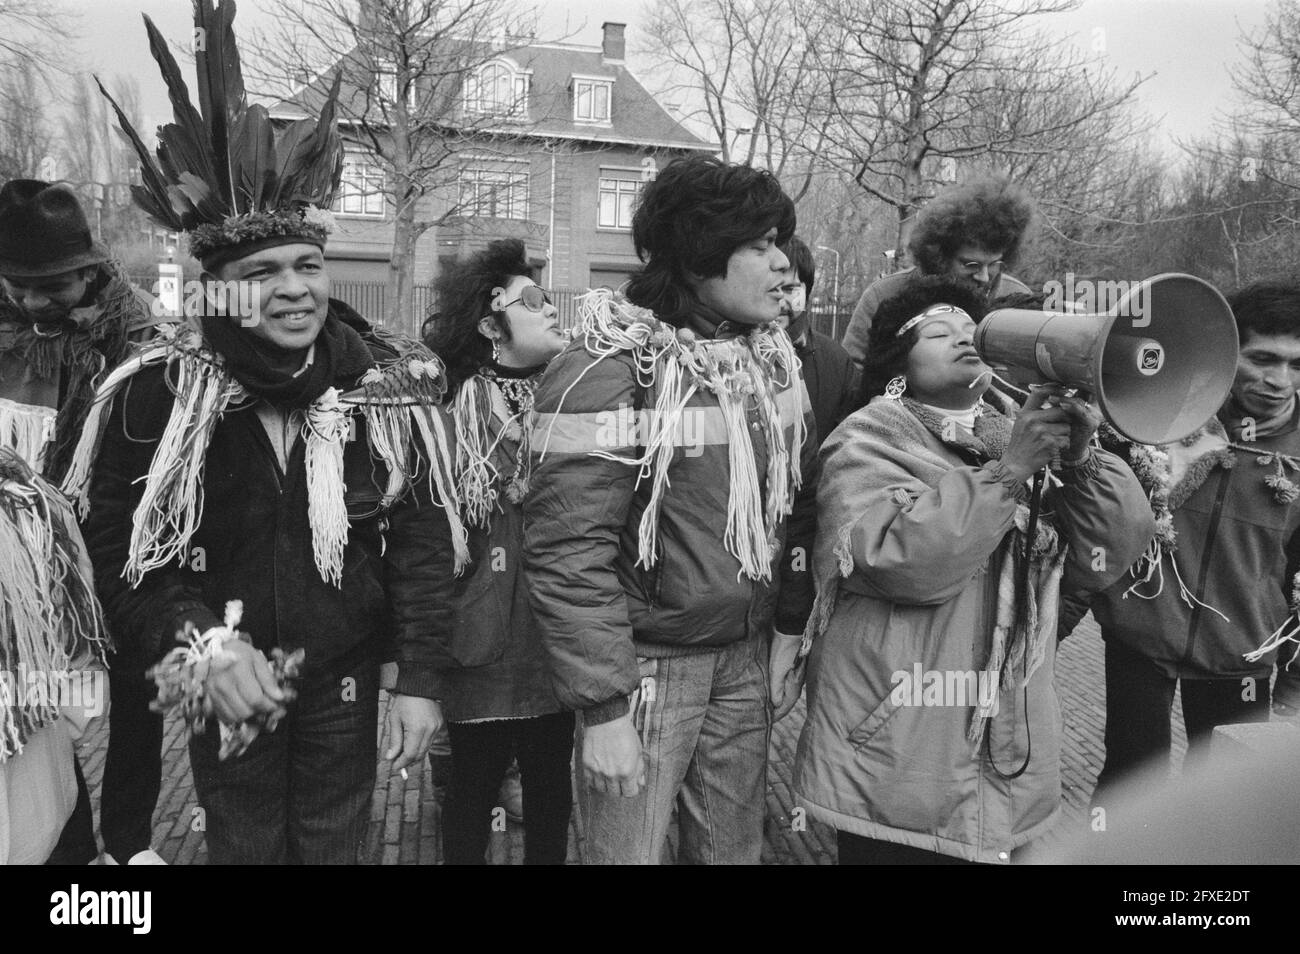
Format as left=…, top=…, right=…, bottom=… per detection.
left=147, top=600, right=304, bottom=759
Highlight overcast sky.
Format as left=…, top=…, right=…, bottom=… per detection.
left=62, top=0, right=1272, bottom=156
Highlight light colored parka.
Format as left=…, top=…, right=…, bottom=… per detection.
left=793, top=396, right=1153, bottom=863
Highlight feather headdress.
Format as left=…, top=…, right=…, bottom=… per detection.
left=98, top=0, right=344, bottom=269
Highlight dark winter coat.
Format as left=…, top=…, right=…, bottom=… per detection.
left=81, top=303, right=456, bottom=697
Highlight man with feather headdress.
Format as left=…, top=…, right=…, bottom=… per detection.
left=67, top=0, right=466, bottom=864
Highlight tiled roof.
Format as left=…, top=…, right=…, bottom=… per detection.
left=268, top=40, right=715, bottom=152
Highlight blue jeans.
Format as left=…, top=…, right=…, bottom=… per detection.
left=188, top=650, right=379, bottom=864
left=578, top=634, right=770, bottom=865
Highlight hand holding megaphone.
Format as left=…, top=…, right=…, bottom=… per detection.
left=1002, top=385, right=1099, bottom=482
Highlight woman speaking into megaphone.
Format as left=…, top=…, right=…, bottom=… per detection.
left=790, top=276, right=1154, bottom=865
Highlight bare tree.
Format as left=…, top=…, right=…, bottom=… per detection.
left=0, top=57, right=52, bottom=180
left=1232, top=0, right=1300, bottom=142
left=818, top=0, right=1146, bottom=264
left=0, top=0, right=75, bottom=179
left=245, top=0, right=546, bottom=325
left=59, top=73, right=147, bottom=247
left=639, top=0, right=838, bottom=202
left=0, top=0, right=73, bottom=74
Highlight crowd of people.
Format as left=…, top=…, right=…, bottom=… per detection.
left=2, top=7, right=1298, bottom=867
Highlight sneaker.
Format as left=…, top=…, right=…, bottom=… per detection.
left=499, top=763, right=523, bottom=824
left=100, top=848, right=168, bottom=865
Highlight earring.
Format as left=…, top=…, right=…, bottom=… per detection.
left=884, top=375, right=907, bottom=400
left=491, top=338, right=501, bottom=363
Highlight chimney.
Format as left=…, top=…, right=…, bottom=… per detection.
left=602, top=22, right=626, bottom=63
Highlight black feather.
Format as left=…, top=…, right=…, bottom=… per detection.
left=230, top=104, right=276, bottom=212
left=279, top=71, right=344, bottom=206
left=141, top=14, right=220, bottom=210
left=193, top=0, right=242, bottom=210
left=95, top=75, right=183, bottom=231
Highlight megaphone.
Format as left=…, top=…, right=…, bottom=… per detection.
left=973, top=273, right=1239, bottom=445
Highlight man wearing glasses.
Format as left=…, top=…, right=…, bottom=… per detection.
left=841, top=175, right=1036, bottom=367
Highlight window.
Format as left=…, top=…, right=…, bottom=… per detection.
left=458, top=163, right=529, bottom=219
left=375, top=59, right=417, bottom=111
left=573, top=77, right=612, bottom=123
left=333, top=153, right=385, bottom=217
left=463, top=60, right=529, bottom=118
left=597, top=173, right=642, bottom=230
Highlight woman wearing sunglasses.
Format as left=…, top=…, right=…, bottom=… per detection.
left=792, top=277, right=1153, bottom=864
left=423, top=239, right=572, bottom=864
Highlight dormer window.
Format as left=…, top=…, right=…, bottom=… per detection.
left=464, top=59, right=530, bottom=119
left=573, top=76, right=612, bottom=123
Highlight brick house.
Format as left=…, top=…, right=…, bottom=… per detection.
left=271, top=22, right=714, bottom=304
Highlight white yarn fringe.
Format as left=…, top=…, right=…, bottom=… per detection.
left=60, top=348, right=170, bottom=515
left=0, top=398, right=55, bottom=470
left=562, top=289, right=804, bottom=583
left=305, top=389, right=351, bottom=587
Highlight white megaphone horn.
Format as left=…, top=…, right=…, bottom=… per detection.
left=973, top=273, right=1239, bottom=445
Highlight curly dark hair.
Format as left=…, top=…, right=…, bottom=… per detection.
left=908, top=174, right=1035, bottom=276
left=1228, top=281, right=1300, bottom=343
left=424, top=239, right=533, bottom=395
left=625, top=155, right=796, bottom=325
left=856, top=276, right=988, bottom=407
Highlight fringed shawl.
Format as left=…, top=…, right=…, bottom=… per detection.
left=452, top=372, right=537, bottom=535
left=806, top=396, right=1066, bottom=748
left=61, top=322, right=469, bottom=588
left=536, top=289, right=806, bottom=584
left=0, top=449, right=108, bottom=761
left=0, top=261, right=142, bottom=482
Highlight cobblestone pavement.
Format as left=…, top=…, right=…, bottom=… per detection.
left=75, top=615, right=1187, bottom=864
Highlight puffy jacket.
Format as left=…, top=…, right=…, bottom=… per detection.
left=1091, top=409, right=1300, bottom=706
left=429, top=374, right=561, bottom=722
left=81, top=302, right=457, bottom=698
left=841, top=268, right=1032, bottom=366
left=522, top=305, right=818, bottom=725
left=793, top=398, right=1154, bottom=863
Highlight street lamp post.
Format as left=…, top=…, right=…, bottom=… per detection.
left=815, top=244, right=841, bottom=339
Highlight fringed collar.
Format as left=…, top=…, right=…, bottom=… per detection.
left=451, top=370, right=540, bottom=535
left=1110, top=409, right=1300, bottom=628
left=0, top=263, right=142, bottom=482
left=62, top=322, right=468, bottom=587
left=548, top=289, right=805, bottom=584
left=897, top=395, right=1012, bottom=463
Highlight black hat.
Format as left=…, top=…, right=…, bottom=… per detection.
left=0, top=180, right=110, bottom=279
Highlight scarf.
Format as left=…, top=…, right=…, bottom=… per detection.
left=452, top=365, right=543, bottom=534
left=536, top=289, right=805, bottom=584
left=199, top=306, right=374, bottom=409
left=0, top=263, right=139, bottom=482
left=62, top=317, right=469, bottom=588
left=808, top=395, right=1065, bottom=750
